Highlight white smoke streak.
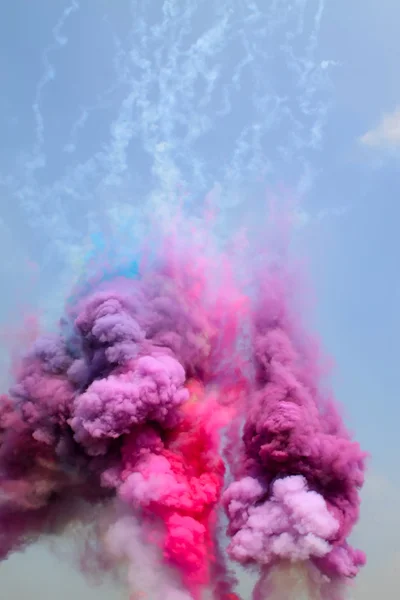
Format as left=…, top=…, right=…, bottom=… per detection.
left=0, top=0, right=335, bottom=268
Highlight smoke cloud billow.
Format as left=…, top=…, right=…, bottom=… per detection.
left=223, top=265, right=367, bottom=599
left=0, top=220, right=366, bottom=600
left=0, top=225, right=246, bottom=600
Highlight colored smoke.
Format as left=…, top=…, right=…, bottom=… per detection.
left=223, top=266, right=367, bottom=599
left=0, top=221, right=367, bottom=600
left=0, top=230, right=244, bottom=600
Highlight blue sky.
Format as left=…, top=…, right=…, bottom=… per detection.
left=0, top=1, right=399, bottom=598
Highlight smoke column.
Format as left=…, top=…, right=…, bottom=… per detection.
left=0, top=209, right=367, bottom=599
left=222, top=245, right=367, bottom=599
left=0, top=223, right=246, bottom=600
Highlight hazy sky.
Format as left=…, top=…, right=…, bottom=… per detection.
left=0, top=1, right=399, bottom=598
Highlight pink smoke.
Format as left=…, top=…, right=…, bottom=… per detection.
left=0, top=228, right=246, bottom=599
left=0, top=215, right=367, bottom=600
left=223, top=263, right=367, bottom=598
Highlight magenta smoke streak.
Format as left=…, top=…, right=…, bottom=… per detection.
left=223, top=265, right=367, bottom=598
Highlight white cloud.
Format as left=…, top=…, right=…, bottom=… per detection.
left=360, top=107, right=400, bottom=148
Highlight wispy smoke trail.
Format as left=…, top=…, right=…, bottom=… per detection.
left=1, top=0, right=335, bottom=271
